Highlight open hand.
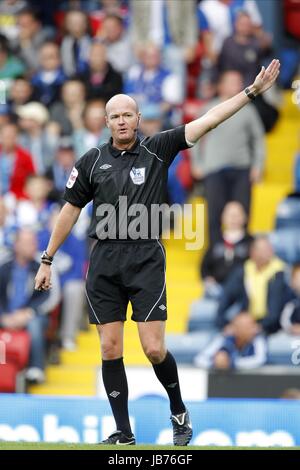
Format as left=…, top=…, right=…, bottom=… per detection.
left=253, top=59, right=280, bottom=95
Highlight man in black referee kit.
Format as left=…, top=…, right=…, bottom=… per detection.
left=35, top=60, right=280, bottom=445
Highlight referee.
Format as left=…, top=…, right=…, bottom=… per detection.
left=35, top=59, right=280, bottom=446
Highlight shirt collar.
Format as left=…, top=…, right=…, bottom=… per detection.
left=108, top=137, right=140, bottom=158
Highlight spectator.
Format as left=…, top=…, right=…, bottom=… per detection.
left=72, top=99, right=110, bottom=158
left=96, top=13, right=133, bottom=74
left=218, top=11, right=272, bottom=88
left=17, top=101, right=59, bottom=174
left=201, top=201, right=253, bottom=295
left=0, top=33, right=25, bottom=82
left=194, top=312, right=267, bottom=370
left=199, top=0, right=264, bottom=56
left=8, top=76, right=34, bottom=112
left=0, top=228, right=50, bottom=383
left=191, top=70, right=265, bottom=243
left=14, top=174, right=58, bottom=231
left=60, top=9, right=91, bottom=77
left=14, top=7, right=55, bottom=72
left=31, top=41, right=66, bottom=107
left=0, top=122, right=35, bottom=199
left=81, top=41, right=123, bottom=101
left=50, top=79, right=86, bottom=136
left=280, top=264, right=300, bottom=336
left=0, top=0, right=28, bottom=43
left=217, top=11, right=279, bottom=132
left=216, top=236, right=287, bottom=334
left=45, top=136, right=76, bottom=200
left=130, top=0, right=197, bottom=86
left=125, top=43, right=183, bottom=118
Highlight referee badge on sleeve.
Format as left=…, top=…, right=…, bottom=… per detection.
left=66, top=167, right=78, bottom=188
left=130, top=167, right=145, bottom=185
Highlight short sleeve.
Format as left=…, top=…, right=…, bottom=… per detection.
left=63, top=149, right=96, bottom=208
left=141, top=125, right=191, bottom=167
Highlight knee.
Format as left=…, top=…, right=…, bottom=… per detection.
left=101, top=337, right=122, bottom=360
left=144, top=344, right=166, bottom=364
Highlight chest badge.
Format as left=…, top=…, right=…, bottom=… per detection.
left=130, top=167, right=145, bottom=185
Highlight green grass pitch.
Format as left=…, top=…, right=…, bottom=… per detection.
left=0, top=442, right=299, bottom=450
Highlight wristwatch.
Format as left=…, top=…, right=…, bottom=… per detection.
left=244, top=87, right=256, bottom=101
left=41, top=250, right=53, bottom=265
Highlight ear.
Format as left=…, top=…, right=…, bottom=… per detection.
left=105, top=116, right=109, bottom=128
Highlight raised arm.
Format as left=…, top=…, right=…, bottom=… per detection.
left=34, top=202, right=82, bottom=291
left=185, top=59, right=280, bottom=144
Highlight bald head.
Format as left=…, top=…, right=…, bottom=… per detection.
left=105, top=94, right=141, bottom=150
left=105, top=94, right=139, bottom=117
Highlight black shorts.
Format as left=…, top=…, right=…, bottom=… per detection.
left=85, top=239, right=167, bottom=324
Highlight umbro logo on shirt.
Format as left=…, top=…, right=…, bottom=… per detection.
left=100, top=164, right=112, bottom=170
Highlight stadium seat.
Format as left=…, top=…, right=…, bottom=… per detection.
left=0, top=363, right=18, bottom=392
left=267, top=331, right=300, bottom=365
left=188, top=298, right=218, bottom=332
left=270, top=229, right=300, bottom=264
left=275, top=196, right=300, bottom=229
left=0, top=330, right=31, bottom=370
left=166, top=331, right=213, bottom=364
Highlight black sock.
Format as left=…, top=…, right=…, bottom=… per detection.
left=102, top=357, right=132, bottom=436
left=152, top=351, right=186, bottom=415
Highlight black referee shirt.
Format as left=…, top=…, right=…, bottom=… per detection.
left=63, top=125, right=191, bottom=240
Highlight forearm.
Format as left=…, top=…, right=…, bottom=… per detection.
left=186, top=86, right=255, bottom=143
left=46, top=203, right=81, bottom=257
left=207, top=87, right=255, bottom=129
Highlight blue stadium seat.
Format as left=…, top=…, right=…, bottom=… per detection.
left=188, top=298, right=218, bottom=332
left=275, top=197, right=300, bottom=230
left=267, top=331, right=300, bottom=365
left=269, top=229, right=300, bottom=264
left=166, top=331, right=214, bottom=364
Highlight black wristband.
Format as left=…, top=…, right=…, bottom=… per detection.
left=41, top=259, right=52, bottom=266
left=244, top=87, right=256, bottom=101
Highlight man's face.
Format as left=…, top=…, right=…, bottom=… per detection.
left=14, top=230, right=37, bottom=261
left=235, top=13, right=253, bottom=37
left=251, top=239, right=274, bottom=268
left=39, top=44, right=61, bottom=71
left=232, top=314, right=257, bottom=344
left=106, top=98, right=140, bottom=146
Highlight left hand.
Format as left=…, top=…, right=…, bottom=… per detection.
left=1, top=309, right=33, bottom=330
left=252, top=59, right=280, bottom=95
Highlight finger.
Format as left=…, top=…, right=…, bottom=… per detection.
left=268, top=59, right=280, bottom=76
left=258, top=65, right=265, bottom=78
left=265, top=59, right=277, bottom=76
left=35, top=281, right=42, bottom=290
